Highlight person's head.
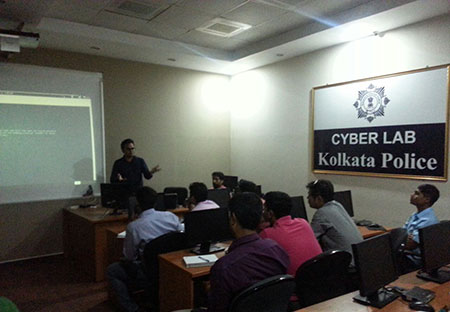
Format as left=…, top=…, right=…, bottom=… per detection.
left=189, top=182, right=208, bottom=204
left=237, top=179, right=258, bottom=194
left=136, top=186, right=158, bottom=211
left=306, top=179, right=334, bottom=209
left=228, top=192, right=262, bottom=236
left=120, top=138, right=135, bottom=158
left=212, top=171, right=225, bottom=189
left=263, top=191, right=292, bottom=223
left=410, top=184, right=440, bottom=211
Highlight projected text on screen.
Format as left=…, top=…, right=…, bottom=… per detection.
left=0, top=92, right=96, bottom=187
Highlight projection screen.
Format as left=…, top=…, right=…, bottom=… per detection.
left=0, top=63, right=104, bottom=204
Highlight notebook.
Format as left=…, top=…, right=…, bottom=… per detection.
left=183, top=254, right=218, bottom=268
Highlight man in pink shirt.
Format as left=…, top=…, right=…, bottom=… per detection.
left=259, top=191, right=322, bottom=275
left=188, top=182, right=220, bottom=211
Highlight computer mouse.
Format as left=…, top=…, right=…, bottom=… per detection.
left=408, top=301, right=435, bottom=312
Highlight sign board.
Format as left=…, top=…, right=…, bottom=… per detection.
left=312, top=65, right=449, bottom=181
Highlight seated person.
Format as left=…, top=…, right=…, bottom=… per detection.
left=211, top=171, right=227, bottom=189
left=208, top=192, right=289, bottom=312
left=188, top=182, right=219, bottom=211
left=259, top=191, right=322, bottom=275
left=400, top=184, right=440, bottom=273
left=306, top=179, right=362, bottom=265
left=107, top=187, right=183, bottom=312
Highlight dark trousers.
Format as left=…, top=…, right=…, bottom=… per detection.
left=107, top=261, right=150, bottom=312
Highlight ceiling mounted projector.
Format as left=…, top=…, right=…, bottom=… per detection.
left=0, top=29, right=39, bottom=52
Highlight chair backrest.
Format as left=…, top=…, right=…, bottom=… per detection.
left=290, top=196, right=307, bottom=221
left=390, top=227, right=408, bottom=252
left=163, top=187, right=188, bottom=205
left=228, top=275, right=295, bottom=312
left=142, top=232, right=188, bottom=303
left=295, top=250, right=352, bottom=308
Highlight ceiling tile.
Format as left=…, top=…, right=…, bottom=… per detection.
left=151, top=6, right=215, bottom=30
left=66, top=0, right=113, bottom=11
left=223, top=1, right=288, bottom=26
left=251, top=11, right=310, bottom=38
left=175, top=0, right=247, bottom=15
left=0, top=0, right=53, bottom=24
left=136, top=20, right=188, bottom=40
left=176, top=29, right=247, bottom=51
left=91, top=10, right=148, bottom=32
left=45, top=3, right=101, bottom=25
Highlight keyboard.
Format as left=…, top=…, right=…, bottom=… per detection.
left=391, top=286, right=435, bottom=303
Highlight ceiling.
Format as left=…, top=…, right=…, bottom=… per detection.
left=0, top=0, right=449, bottom=75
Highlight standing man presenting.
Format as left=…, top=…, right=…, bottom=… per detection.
left=110, top=138, right=161, bottom=192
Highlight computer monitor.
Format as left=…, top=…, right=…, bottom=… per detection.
left=352, top=233, right=399, bottom=308
left=154, top=192, right=165, bottom=210
left=417, top=221, right=450, bottom=283
left=207, top=189, right=230, bottom=208
left=223, top=175, right=238, bottom=191
left=155, top=192, right=178, bottom=211
left=334, top=190, right=354, bottom=217
left=184, top=208, right=233, bottom=254
left=100, top=183, right=133, bottom=217
left=290, top=196, right=308, bottom=221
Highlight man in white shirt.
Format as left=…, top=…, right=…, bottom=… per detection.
left=107, top=187, right=183, bottom=312
left=188, top=182, right=220, bottom=211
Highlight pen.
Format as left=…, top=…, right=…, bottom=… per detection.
left=198, top=256, right=210, bottom=263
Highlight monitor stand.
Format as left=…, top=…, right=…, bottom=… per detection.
left=353, top=288, right=399, bottom=308
left=191, top=242, right=225, bottom=255
left=417, top=269, right=450, bottom=284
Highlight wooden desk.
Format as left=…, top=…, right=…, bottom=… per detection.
left=168, top=206, right=190, bottom=219
left=63, top=207, right=128, bottom=281
left=158, top=243, right=229, bottom=312
left=106, top=224, right=127, bottom=267
left=296, top=269, right=450, bottom=312
left=358, top=226, right=391, bottom=239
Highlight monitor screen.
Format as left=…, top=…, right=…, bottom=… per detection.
left=208, top=189, right=230, bottom=208
left=352, top=233, right=399, bottom=308
left=334, top=190, right=354, bottom=217
left=155, top=192, right=165, bottom=211
left=223, top=175, right=238, bottom=191
left=100, top=183, right=132, bottom=208
left=417, top=221, right=450, bottom=283
left=290, top=196, right=308, bottom=221
left=155, top=192, right=178, bottom=211
left=184, top=208, right=233, bottom=254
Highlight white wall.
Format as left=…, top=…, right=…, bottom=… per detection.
left=230, top=14, right=450, bottom=226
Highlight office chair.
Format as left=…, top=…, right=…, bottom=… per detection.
left=228, top=275, right=295, bottom=312
left=294, top=250, right=352, bottom=308
left=163, top=187, right=188, bottom=206
left=141, top=232, right=188, bottom=305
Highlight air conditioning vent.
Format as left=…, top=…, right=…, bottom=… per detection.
left=197, top=18, right=251, bottom=37
left=106, top=0, right=167, bottom=20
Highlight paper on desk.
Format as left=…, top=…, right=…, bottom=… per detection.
left=117, top=231, right=126, bottom=238
left=183, top=254, right=218, bottom=268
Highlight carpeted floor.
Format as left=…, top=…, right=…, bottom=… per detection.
left=0, top=255, right=116, bottom=312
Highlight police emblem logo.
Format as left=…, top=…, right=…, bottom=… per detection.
left=353, top=83, right=390, bottom=122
